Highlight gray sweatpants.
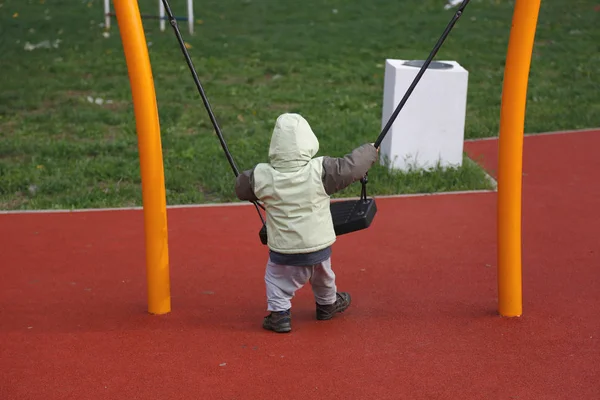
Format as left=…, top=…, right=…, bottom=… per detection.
left=264, top=257, right=337, bottom=312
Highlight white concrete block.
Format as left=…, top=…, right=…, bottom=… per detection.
left=380, top=59, right=469, bottom=171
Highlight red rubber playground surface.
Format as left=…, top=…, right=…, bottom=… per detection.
left=1, top=129, right=599, bottom=399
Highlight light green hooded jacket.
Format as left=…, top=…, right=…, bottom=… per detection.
left=235, top=113, right=378, bottom=255
left=252, top=113, right=336, bottom=254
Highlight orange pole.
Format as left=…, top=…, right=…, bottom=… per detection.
left=113, top=0, right=171, bottom=315
left=497, top=0, right=541, bottom=317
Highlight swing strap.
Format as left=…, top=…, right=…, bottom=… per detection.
left=160, top=0, right=266, bottom=225
left=360, top=0, right=470, bottom=203
left=359, top=0, right=470, bottom=204
left=374, top=0, right=470, bottom=148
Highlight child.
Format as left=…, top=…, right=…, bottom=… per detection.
left=235, top=113, right=378, bottom=333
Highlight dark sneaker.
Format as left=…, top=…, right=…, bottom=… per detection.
left=263, top=310, right=292, bottom=333
left=316, top=292, right=352, bottom=320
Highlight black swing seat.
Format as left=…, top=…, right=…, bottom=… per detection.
left=259, top=197, right=377, bottom=245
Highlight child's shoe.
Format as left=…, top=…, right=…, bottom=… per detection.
left=316, top=292, right=351, bottom=320
left=263, top=309, right=292, bottom=333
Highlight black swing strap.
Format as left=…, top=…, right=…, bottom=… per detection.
left=374, top=0, right=471, bottom=149
left=160, top=0, right=266, bottom=224
left=358, top=0, right=470, bottom=197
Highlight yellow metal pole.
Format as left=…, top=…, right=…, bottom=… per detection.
left=113, top=0, right=171, bottom=315
left=497, top=0, right=541, bottom=317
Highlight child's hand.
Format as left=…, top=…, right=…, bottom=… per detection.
left=370, top=143, right=379, bottom=153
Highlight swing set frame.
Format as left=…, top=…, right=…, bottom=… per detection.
left=112, top=0, right=541, bottom=318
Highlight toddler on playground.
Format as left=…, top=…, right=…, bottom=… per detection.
left=235, top=113, right=378, bottom=333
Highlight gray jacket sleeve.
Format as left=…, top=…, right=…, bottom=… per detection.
left=235, top=168, right=258, bottom=201
left=321, top=143, right=378, bottom=195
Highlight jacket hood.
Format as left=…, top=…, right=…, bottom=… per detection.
left=268, top=113, right=319, bottom=170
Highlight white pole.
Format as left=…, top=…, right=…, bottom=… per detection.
left=159, top=0, right=166, bottom=31
left=188, top=0, right=194, bottom=34
left=104, top=0, right=110, bottom=29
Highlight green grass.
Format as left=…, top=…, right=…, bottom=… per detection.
left=0, top=0, right=598, bottom=210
